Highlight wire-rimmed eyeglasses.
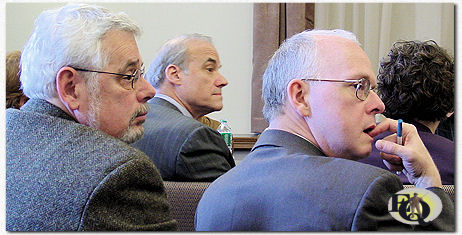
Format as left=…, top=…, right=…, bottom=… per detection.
left=71, top=66, right=145, bottom=90
left=301, top=78, right=371, bottom=101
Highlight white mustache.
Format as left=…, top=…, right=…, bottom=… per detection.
left=130, top=103, right=150, bottom=123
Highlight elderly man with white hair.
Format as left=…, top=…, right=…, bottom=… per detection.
left=6, top=4, right=176, bottom=231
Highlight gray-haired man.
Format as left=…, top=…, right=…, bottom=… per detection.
left=132, top=33, right=235, bottom=182
left=6, top=3, right=176, bottom=231
left=195, top=29, right=454, bottom=231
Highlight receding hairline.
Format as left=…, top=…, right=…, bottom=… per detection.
left=313, top=34, right=366, bottom=61
left=312, top=34, right=374, bottom=82
left=183, top=39, right=220, bottom=67
left=313, top=34, right=360, bottom=49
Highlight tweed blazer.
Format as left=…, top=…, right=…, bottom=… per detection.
left=132, top=97, right=235, bottom=181
left=195, top=129, right=455, bottom=231
left=360, top=120, right=455, bottom=184
left=6, top=99, right=177, bottom=231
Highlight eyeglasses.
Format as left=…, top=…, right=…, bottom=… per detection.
left=301, top=78, right=371, bottom=101
left=72, top=66, right=145, bottom=90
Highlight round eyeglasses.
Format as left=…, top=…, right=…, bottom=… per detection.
left=301, top=78, right=371, bottom=101
left=71, top=66, right=145, bottom=90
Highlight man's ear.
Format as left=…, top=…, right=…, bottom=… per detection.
left=55, top=67, right=84, bottom=110
left=165, top=64, right=182, bottom=85
left=287, top=79, right=311, bottom=117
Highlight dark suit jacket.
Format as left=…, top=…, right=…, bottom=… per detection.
left=360, top=120, right=454, bottom=184
left=195, top=129, right=454, bottom=231
left=6, top=99, right=177, bottom=231
left=132, top=97, right=235, bottom=181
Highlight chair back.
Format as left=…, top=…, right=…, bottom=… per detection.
left=163, top=182, right=454, bottom=231
left=164, top=181, right=211, bottom=231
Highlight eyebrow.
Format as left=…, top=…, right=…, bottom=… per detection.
left=203, top=57, right=222, bottom=69
left=364, top=77, right=378, bottom=89
left=119, top=59, right=142, bottom=73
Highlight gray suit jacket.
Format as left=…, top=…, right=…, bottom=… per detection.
left=132, top=97, right=235, bottom=181
left=195, top=129, right=454, bottom=231
left=6, top=99, right=177, bottom=231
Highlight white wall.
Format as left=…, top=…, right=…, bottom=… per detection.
left=5, top=2, right=254, bottom=134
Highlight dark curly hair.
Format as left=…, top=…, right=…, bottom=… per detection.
left=377, top=40, right=454, bottom=122
left=6, top=50, right=27, bottom=109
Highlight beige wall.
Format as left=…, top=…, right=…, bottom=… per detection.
left=315, top=3, right=454, bottom=75
left=5, top=2, right=254, bottom=133
left=4, top=2, right=456, bottom=133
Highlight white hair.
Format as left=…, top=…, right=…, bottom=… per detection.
left=262, top=29, right=360, bottom=122
left=20, top=3, right=141, bottom=99
left=145, top=33, right=212, bottom=88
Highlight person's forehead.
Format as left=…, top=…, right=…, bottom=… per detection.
left=186, top=40, right=220, bottom=64
left=315, top=35, right=363, bottom=57
left=102, top=30, right=142, bottom=69
left=315, top=35, right=374, bottom=80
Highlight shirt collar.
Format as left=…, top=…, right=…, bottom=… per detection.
left=291, top=132, right=324, bottom=154
left=252, top=129, right=326, bottom=157
left=153, top=94, right=193, bottom=118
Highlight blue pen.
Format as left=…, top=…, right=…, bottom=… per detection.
left=397, top=119, right=403, bottom=145
left=395, top=119, right=403, bottom=175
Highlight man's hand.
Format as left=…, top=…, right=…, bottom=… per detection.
left=368, top=118, right=442, bottom=188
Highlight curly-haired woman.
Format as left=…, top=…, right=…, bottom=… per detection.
left=360, top=40, right=454, bottom=184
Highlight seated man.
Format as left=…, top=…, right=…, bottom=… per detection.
left=360, top=40, right=454, bottom=184
left=195, top=29, right=454, bottom=231
left=132, top=34, right=235, bottom=181
left=6, top=4, right=176, bottom=231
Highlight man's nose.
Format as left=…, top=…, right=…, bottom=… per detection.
left=216, top=72, right=228, bottom=88
left=367, top=90, right=385, bottom=115
left=136, top=75, right=156, bottom=102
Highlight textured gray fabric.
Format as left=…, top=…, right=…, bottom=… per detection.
left=132, top=97, right=235, bottom=181
left=195, top=129, right=455, bottom=231
left=6, top=99, right=177, bottom=231
left=164, top=181, right=211, bottom=231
